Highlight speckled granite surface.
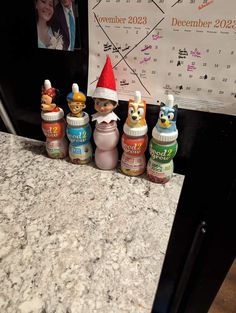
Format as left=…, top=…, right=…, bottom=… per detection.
left=0, top=132, right=184, bottom=313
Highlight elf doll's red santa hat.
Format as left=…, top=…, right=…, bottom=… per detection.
left=93, top=56, right=118, bottom=103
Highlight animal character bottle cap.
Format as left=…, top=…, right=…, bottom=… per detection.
left=93, top=55, right=118, bottom=103
left=123, top=90, right=148, bottom=137
left=41, top=80, right=59, bottom=107
left=152, top=94, right=178, bottom=142
left=41, top=79, right=63, bottom=120
left=67, top=83, right=86, bottom=119
left=41, top=79, right=57, bottom=106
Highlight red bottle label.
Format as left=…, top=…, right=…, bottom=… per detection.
left=42, top=121, right=65, bottom=140
left=121, top=133, right=148, bottom=156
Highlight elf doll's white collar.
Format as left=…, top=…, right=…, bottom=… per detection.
left=92, top=111, right=120, bottom=124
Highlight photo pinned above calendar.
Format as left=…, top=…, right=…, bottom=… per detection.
left=87, top=0, right=236, bottom=116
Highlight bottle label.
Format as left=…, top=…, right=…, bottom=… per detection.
left=46, top=139, right=67, bottom=159
left=121, top=134, right=148, bottom=156
left=121, top=153, right=146, bottom=176
left=147, top=159, right=173, bottom=183
left=42, top=121, right=65, bottom=140
left=149, top=139, right=177, bottom=163
left=69, top=142, right=92, bottom=164
left=67, top=124, right=91, bottom=144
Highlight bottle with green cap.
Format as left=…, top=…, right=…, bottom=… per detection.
left=147, top=94, right=178, bottom=183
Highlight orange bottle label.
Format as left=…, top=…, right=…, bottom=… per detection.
left=42, top=121, right=65, bottom=139
left=122, top=134, right=148, bottom=156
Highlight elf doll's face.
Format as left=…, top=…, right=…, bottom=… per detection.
left=94, top=98, right=117, bottom=115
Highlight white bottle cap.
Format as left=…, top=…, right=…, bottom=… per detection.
left=41, top=108, right=64, bottom=121
left=66, top=112, right=89, bottom=126
left=166, top=94, right=174, bottom=108
left=134, top=91, right=141, bottom=103
left=44, top=79, right=51, bottom=90
left=123, top=123, right=148, bottom=137
left=152, top=126, right=178, bottom=142
left=72, top=83, right=79, bottom=93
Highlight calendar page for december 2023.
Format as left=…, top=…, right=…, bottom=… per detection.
left=87, top=0, right=236, bottom=116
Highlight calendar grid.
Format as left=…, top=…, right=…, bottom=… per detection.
left=88, top=0, right=236, bottom=116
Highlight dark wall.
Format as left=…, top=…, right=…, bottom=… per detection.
left=0, top=1, right=87, bottom=137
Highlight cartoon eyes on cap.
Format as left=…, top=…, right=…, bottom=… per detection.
left=128, top=107, right=134, bottom=114
left=137, top=108, right=144, bottom=116
left=128, top=107, right=144, bottom=116
left=158, top=111, right=174, bottom=120
left=168, top=112, right=174, bottom=120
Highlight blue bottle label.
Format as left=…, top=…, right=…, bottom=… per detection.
left=69, top=143, right=92, bottom=164
left=67, top=124, right=91, bottom=144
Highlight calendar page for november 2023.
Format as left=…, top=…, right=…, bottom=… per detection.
left=87, top=0, right=236, bottom=116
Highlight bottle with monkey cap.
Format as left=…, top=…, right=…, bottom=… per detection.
left=121, top=91, right=148, bottom=176
left=41, top=79, right=68, bottom=159
left=147, top=94, right=178, bottom=183
left=66, top=83, right=92, bottom=164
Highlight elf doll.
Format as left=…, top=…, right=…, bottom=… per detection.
left=92, top=56, right=120, bottom=170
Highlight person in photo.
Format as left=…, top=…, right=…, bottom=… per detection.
left=51, top=0, right=77, bottom=51
left=36, top=0, right=63, bottom=49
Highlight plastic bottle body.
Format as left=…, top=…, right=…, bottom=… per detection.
left=46, top=138, right=68, bottom=159
left=121, top=124, right=148, bottom=177
left=67, top=123, right=91, bottom=145
left=149, top=138, right=178, bottom=163
left=147, top=133, right=176, bottom=183
left=41, top=109, right=68, bottom=159
left=121, top=133, right=148, bottom=176
left=147, top=159, right=173, bottom=184
left=41, top=118, right=65, bottom=140
left=93, top=121, right=119, bottom=150
left=95, top=147, right=118, bottom=170
left=121, top=133, right=148, bottom=157
left=93, top=121, right=119, bottom=170
left=121, top=153, right=146, bottom=176
left=66, top=113, right=92, bottom=164
left=69, top=142, right=92, bottom=164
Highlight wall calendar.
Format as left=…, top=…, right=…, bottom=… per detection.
left=87, top=0, right=236, bottom=116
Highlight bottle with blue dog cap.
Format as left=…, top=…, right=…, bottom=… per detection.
left=147, top=94, right=178, bottom=183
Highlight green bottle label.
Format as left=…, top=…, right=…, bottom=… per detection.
left=149, top=139, right=178, bottom=163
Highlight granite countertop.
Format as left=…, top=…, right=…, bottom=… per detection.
left=0, top=132, right=184, bottom=313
